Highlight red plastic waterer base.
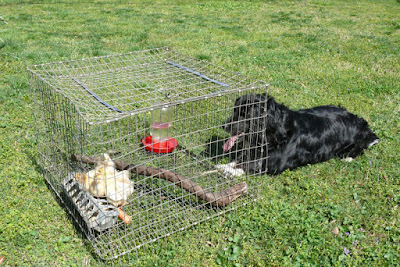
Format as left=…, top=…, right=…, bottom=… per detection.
left=142, top=136, right=178, bottom=153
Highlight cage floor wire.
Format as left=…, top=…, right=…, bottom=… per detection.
left=28, top=47, right=269, bottom=261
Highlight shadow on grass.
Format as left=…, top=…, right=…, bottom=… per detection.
left=24, top=148, right=106, bottom=262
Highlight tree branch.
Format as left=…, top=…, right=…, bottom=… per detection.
left=71, top=154, right=247, bottom=207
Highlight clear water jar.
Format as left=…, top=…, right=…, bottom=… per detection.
left=150, top=106, right=173, bottom=142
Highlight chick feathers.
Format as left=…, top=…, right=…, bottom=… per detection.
left=75, top=154, right=135, bottom=207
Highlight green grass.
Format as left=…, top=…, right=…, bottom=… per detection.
left=1, top=0, right=400, bottom=265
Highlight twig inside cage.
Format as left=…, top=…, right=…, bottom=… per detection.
left=71, top=154, right=247, bottom=207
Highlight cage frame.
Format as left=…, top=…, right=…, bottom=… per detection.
left=28, top=47, right=269, bottom=260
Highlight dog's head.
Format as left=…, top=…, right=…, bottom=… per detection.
left=222, top=94, right=268, bottom=152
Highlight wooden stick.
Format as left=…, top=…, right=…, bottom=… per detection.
left=71, top=154, right=247, bottom=207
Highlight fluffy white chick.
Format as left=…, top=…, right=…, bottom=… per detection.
left=75, top=154, right=135, bottom=206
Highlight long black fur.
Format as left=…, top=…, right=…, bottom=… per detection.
left=223, top=94, right=380, bottom=174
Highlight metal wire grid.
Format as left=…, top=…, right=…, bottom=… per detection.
left=29, top=48, right=269, bottom=261
left=28, top=47, right=266, bottom=125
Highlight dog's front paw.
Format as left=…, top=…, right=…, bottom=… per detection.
left=237, top=160, right=263, bottom=174
left=215, top=163, right=245, bottom=178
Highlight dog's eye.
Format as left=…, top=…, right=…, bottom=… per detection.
left=239, top=106, right=249, bottom=116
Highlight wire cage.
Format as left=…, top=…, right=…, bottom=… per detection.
left=28, top=47, right=269, bottom=260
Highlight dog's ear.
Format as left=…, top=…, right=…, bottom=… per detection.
left=265, top=98, right=288, bottom=145
left=247, top=98, right=269, bottom=144
left=266, top=115, right=287, bottom=142
left=273, top=126, right=288, bottom=145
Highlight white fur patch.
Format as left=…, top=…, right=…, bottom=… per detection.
left=368, top=139, right=380, bottom=148
left=343, top=157, right=354, bottom=162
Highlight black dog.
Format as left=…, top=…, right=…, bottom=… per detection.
left=223, top=94, right=380, bottom=174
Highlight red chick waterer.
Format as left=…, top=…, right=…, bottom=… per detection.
left=142, top=105, right=177, bottom=153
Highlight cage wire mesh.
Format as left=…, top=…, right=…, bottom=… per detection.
left=28, top=47, right=269, bottom=260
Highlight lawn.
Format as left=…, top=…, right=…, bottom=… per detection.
left=1, top=0, right=400, bottom=265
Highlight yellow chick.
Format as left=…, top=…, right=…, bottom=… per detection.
left=74, top=170, right=100, bottom=194
left=75, top=154, right=135, bottom=207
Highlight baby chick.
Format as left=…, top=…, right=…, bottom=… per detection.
left=74, top=154, right=135, bottom=207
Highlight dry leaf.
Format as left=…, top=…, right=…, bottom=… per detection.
left=332, top=226, right=339, bottom=235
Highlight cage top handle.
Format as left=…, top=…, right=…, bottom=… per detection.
left=167, top=61, right=230, bottom=88
left=72, top=77, right=123, bottom=113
